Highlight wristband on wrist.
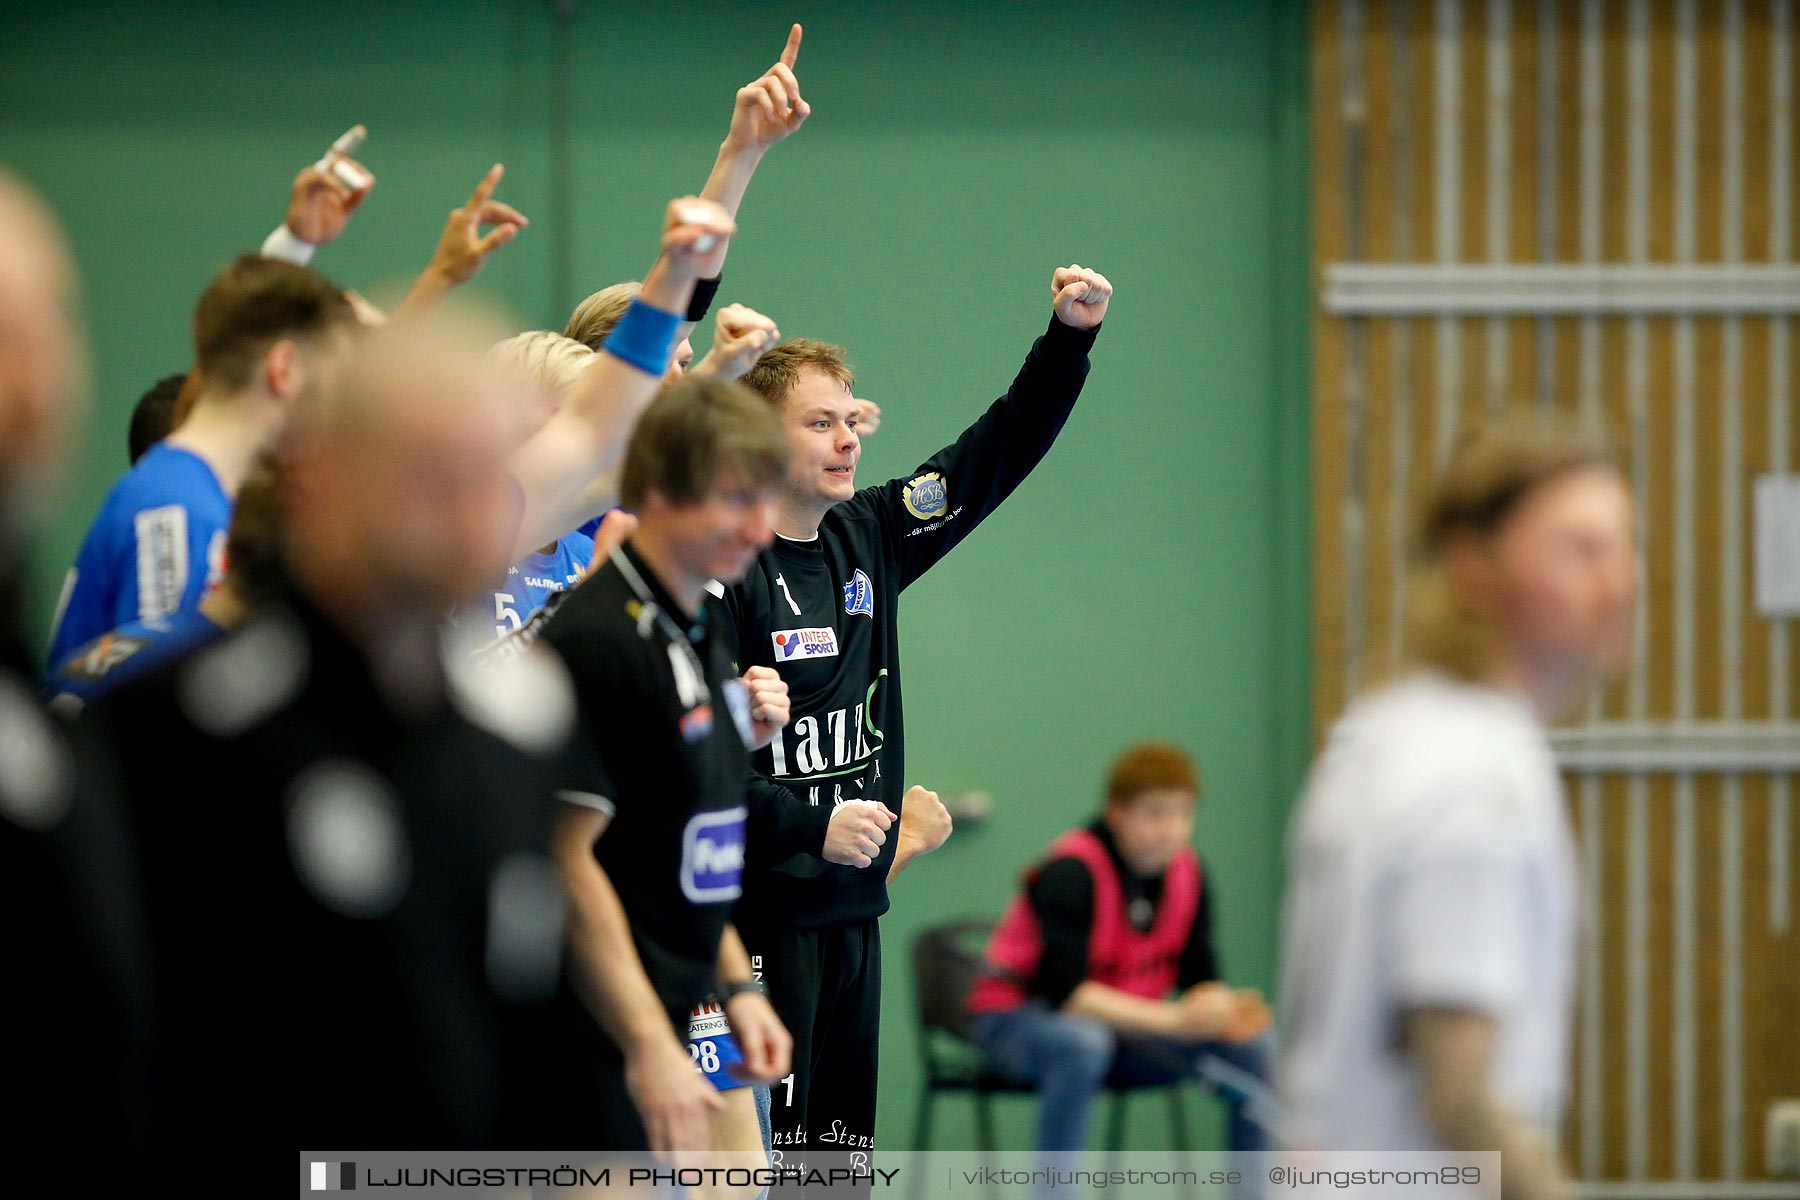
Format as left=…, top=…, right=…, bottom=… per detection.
left=603, top=298, right=682, bottom=377
left=685, top=274, right=723, bottom=324
left=261, top=224, right=316, bottom=266
left=719, top=978, right=764, bottom=1001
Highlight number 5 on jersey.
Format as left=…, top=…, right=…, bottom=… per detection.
left=493, top=592, right=522, bottom=635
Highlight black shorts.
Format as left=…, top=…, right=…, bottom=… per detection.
left=741, top=917, right=882, bottom=1164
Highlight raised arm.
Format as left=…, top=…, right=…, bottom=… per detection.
left=688, top=22, right=812, bottom=288
left=881, top=264, right=1112, bottom=590
left=261, top=125, right=376, bottom=266
left=690, top=303, right=781, bottom=381
left=507, top=197, right=735, bottom=557
left=392, top=164, right=529, bottom=320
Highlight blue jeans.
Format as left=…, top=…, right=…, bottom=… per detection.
left=754, top=1082, right=773, bottom=1150
left=969, top=1000, right=1278, bottom=1165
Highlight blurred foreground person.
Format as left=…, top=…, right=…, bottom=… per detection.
left=89, top=190, right=733, bottom=1162
left=0, top=172, right=154, bottom=1169
left=1278, top=420, right=1638, bottom=1200
left=0, top=172, right=83, bottom=663
left=89, top=316, right=578, bottom=1158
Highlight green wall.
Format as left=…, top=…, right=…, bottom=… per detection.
left=2, top=0, right=1310, bottom=1152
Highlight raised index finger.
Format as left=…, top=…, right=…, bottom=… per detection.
left=465, top=163, right=504, bottom=214
left=780, top=23, right=802, bottom=69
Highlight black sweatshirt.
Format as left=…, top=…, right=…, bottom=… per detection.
left=538, top=542, right=755, bottom=1021
left=1025, top=819, right=1218, bottom=1008
left=82, top=583, right=569, bottom=1155
left=722, top=315, right=1100, bottom=929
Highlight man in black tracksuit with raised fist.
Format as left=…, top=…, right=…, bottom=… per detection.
left=723, top=264, right=1113, bottom=1168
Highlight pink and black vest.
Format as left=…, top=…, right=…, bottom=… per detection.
left=967, top=827, right=1200, bottom=1014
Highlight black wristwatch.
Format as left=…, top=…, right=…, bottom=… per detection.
left=719, top=978, right=764, bottom=1001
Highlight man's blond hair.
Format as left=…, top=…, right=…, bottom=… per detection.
left=563, top=281, right=640, bottom=352
left=487, top=330, right=596, bottom=403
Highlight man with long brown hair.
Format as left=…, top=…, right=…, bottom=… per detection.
left=1279, top=418, right=1638, bottom=1200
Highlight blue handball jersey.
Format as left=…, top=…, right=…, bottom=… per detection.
left=47, top=444, right=231, bottom=672
left=486, top=531, right=594, bottom=639
left=44, top=608, right=224, bottom=714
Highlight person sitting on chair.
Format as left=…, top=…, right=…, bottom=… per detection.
left=966, top=742, right=1278, bottom=1164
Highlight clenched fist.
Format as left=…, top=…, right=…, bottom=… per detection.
left=694, top=303, right=780, bottom=381
left=823, top=799, right=895, bottom=868
left=1051, top=264, right=1112, bottom=329
left=661, top=197, right=737, bottom=275
left=739, top=664, right=790, bottom=749
left=897, top=785, right=952, bottom=859
left=853, top=399, right=881, bottom=436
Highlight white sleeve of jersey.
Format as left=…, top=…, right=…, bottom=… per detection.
left=555, top=789, right=616, bottom=818
left=1386, top=780, right=1531, bottom=1016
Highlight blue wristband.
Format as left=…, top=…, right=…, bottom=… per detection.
left=603, top=298, right=682, bottom=377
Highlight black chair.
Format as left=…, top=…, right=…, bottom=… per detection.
left=910, top=919, right=1191, bottom=1154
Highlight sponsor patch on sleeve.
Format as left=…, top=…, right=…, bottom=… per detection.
left=902, top=471, right=949, bottom=520
left=681, top=806, right=747, bottom=903
left=71, top=633, right=148, bottom=681
left=134, top=504, right=190, bottom=622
